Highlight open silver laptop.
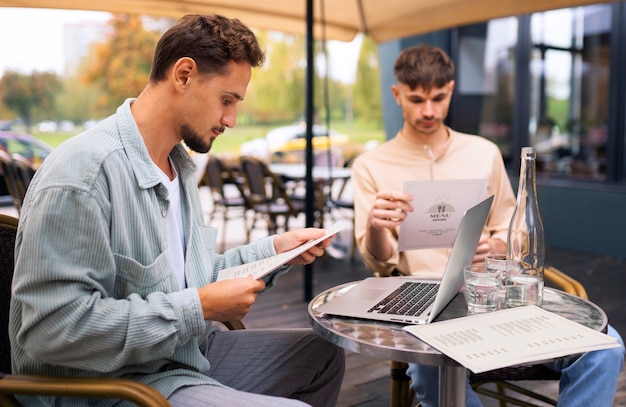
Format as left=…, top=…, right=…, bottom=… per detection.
left=316, top=195, right=493, bottom=324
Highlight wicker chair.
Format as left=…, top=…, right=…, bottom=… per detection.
left=1, top=214, right=250, bottom=406
left=0, top=214, right=172, bottom=406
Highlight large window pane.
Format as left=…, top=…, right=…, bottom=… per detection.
left=457, top=18, right=518, bottom=165
left=530, top=6, right=611, bottom=180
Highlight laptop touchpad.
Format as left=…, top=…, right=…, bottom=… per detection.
left=360, top=288, right=388, bottom=300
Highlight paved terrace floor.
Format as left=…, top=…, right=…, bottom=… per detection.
left=3, top=189, right=625, bottom=406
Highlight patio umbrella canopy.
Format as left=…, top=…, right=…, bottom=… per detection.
left=0, top=0, right=613, bottom=44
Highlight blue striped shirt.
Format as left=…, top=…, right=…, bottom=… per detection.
left=10, top=99, right=276, bottom=406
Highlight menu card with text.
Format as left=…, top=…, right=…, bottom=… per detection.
left=398, top=179, right=487, bottom=250
left=217, top=222, right=345, bottom=282
left=403, top=306, right=620, bottom=373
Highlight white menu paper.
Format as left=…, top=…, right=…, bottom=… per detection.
left=217, top=222, right=345, bottom=282
left=403, top=305, right=620, bottom=373
left=398, top=179, right=488, bottom=250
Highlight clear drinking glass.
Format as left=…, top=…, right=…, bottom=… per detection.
left=485, top=254, right=511, bottom=298
left=463, top=265, right=499, bottom=314
left=504, top=262, right=544, bottom=307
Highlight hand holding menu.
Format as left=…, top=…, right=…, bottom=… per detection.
left=217, top=222, right=345, bottom=282
left=403, top=305, right=620, bottom=373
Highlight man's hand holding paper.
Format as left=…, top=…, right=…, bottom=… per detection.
left=216, top=222, right=345, bottom=282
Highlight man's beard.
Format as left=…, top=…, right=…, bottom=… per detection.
left=181, top=124, right=213, bottom=153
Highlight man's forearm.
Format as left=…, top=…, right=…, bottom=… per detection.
left=365, top=226, right=394, bottom=261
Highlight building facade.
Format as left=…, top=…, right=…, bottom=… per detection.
left=378, top=1, right=626, bottom=259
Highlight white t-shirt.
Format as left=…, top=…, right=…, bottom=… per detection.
left=153, top=159, right=186, bottom=290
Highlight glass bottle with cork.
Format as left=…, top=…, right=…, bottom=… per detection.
left=505, top=147, right=545, bottom=307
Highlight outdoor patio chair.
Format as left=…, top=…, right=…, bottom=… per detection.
left=238, top=155, right=305, bottom=239
left=10, top=154, right=35, bottom=198
left=199, top=154, right=251, bottom=251
left=0, top=151, right=24, bottom=213
left=0, top=214, right=171, bottom=407
left=0, top=214, right=248, bottom=406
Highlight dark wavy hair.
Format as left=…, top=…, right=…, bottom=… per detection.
left=393, top=44, right=454, bottom=91
left=149, top=14, right=265, bottom=82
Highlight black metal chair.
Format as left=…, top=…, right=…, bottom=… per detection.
left=238, top=155, right=305, bottom=240
left=199, top=155, right=251, bottom=251
left=9, top=154, right=35, bottom=198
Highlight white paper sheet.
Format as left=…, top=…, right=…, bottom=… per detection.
left=398, top=179, right=488, bottom=250
left=403, top=305, right=620, bottom=373
left=217, top=222, right=345, bottom=282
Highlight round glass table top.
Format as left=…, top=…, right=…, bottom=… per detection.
left=308, top=283, right=608, bottom=366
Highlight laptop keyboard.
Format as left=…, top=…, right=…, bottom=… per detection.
left=367, top=281, right=439, bottom=316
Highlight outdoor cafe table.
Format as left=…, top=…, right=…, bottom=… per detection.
left=268, top=163, right=351, bottom=183
left=308, top=282, right=608, bottom=407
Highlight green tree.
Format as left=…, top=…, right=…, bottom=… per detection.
left=54, top=76, right=102, bottom=124
left=0, top=70, right=62, bottom=132
left=82, top=14, right=162, bottom=113
left=243, top=33, right=348, bottom=127
left=352, top=36, right=382, bottom=126
left=244, top=32, right=307, bottom=124
left=316, top=42, right=350, bottom=125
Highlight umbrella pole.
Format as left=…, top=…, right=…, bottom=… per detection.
left=303, top=0, right=315, bottom=302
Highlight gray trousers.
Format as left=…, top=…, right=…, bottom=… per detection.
left=168, top=328, right=345, bottom=407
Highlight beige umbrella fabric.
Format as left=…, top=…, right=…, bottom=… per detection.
left=0, top=0, right=614, bottom=43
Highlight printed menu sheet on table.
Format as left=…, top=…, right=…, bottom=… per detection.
left=398, top=179, right=487, bottom=250
left=403, top=305, right=620, bottom=373
left=217, top=222, right=345, bottom=282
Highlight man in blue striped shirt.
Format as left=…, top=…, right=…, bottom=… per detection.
left=10, top=14, right=344, bottom=407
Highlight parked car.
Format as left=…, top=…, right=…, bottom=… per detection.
left=240, top=123, right=349, bottom=163
left=0, top=131, right=54, bottom=199
left=37, top=120, right=58, bottom=133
